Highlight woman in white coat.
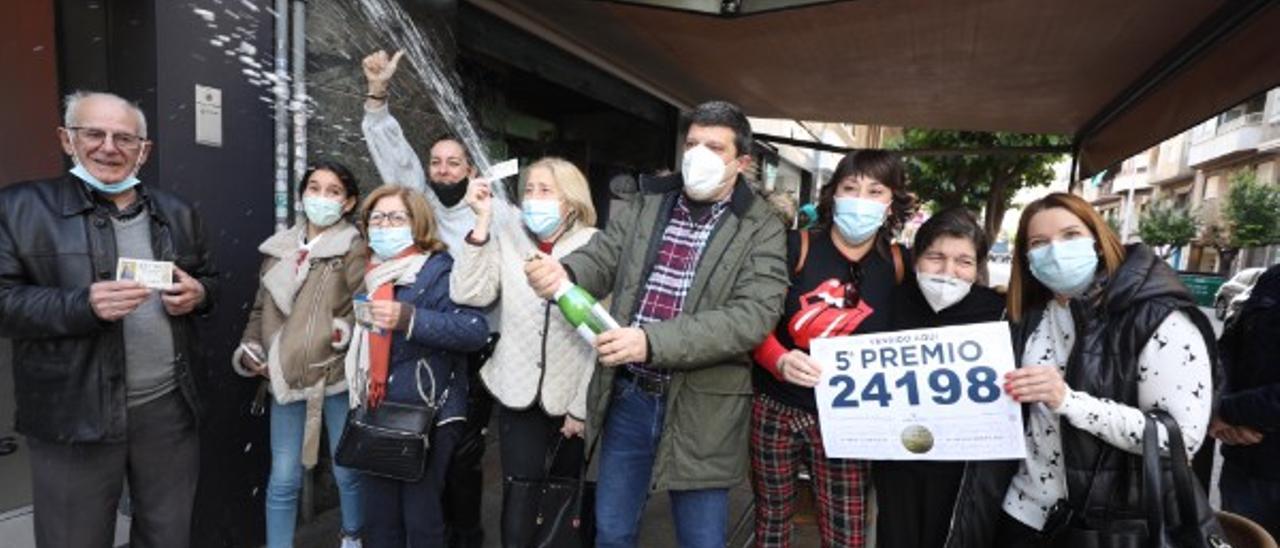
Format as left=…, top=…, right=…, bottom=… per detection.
left=449, top=157, right=600, bottom=545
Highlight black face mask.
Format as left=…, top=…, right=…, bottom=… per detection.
left=430, top=178, right=468, bottom=207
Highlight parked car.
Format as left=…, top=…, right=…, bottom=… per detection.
left=989, top=240, right=1011, bottom=263
left=1214, top=267, right=1265, bottom=320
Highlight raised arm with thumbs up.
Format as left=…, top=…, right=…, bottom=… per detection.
left=362, top=49, right=405, bottom=109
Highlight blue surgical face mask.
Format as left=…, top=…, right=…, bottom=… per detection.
left=833, top=197, right=888, bottom=244
left=522, top=199, right=564, bottom=240
left=368, top=227, right=415, bottom=260
left=69, top=152, right=142, bottom=195
left=302, top=196, right=345, bottom=228
left=1027, top=237, right=1099, bottom=297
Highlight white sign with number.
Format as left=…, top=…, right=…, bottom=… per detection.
left=811, top=321, right=1026, bottom=461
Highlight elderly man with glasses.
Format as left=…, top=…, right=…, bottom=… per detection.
left=0, top=91, right=218, bottom=548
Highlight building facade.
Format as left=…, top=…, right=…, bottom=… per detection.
left=1079, top=87, right=1280, bottom=274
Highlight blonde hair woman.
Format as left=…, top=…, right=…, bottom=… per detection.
left=449, top=157, right=599, bottom=544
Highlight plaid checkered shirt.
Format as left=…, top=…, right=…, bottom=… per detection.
left=626, top=194, right=730, bottom=381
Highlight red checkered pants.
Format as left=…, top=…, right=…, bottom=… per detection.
left=750, top=392, right=868, bottom=548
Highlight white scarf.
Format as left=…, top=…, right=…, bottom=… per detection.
left=345, top=253, right=429, bottom=408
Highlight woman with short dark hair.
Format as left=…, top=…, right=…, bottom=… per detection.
left=750, top=150, right=916, bottom=547
left=874, top=207, right=1005, bottom=548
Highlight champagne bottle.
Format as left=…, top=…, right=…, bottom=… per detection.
left=553, top=279, right=621, bottom=344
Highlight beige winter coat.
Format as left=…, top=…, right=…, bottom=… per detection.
left=233, top=221, right=366, bottom=466
left=449, top=219, right=597, bottom=419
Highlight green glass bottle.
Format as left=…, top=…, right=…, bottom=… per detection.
left=552, top=279, right=620, bottom=344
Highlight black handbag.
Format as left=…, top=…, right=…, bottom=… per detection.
left=500, top=436, right=596, bottom=548
left=334, top=359, right=448, bottom=482
left=1054, top=410, right=1231, bottom=548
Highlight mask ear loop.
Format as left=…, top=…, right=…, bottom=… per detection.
left=560, top=207, right=578, bottom=232
left=128, top=140, right=149, bottom=178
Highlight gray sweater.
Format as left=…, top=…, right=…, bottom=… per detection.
left=113, top=212, right=178, bottom=407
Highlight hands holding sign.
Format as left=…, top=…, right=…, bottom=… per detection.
left=812, top=322, right=1026, bottom=461
left=778, top=350, right=823, bottom=387
left=1004, top=365, right=1068, bottom=409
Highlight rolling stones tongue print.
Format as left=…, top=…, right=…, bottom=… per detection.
left=787, top=278, right=874, bottom=349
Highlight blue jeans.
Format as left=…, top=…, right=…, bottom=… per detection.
left=1221, top=462, right=1280, bottom=539
left=594, top=375, right=729, bottom=548
left=267, top=392, right=363, bottom=547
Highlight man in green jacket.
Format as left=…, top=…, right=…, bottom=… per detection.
left=525, top=100, right=788, bottom=547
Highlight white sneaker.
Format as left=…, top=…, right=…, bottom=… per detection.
left=340, top=536, right=362, bottom=548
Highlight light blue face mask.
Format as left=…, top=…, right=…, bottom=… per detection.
left=522, top=199, right=563, bottom=240
left=302, top=196, right=345, bottom=228
left=1027, top=237, right=1099, bottom=297
left=70, top=154, right=142, bottom=195
left=368, top=227, right=415, bottom=260
left=833, top=197, right=888, bottom=244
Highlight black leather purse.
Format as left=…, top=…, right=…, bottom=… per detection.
left=1053, top=410, right=1231, bottom=548
left=501, top=436, right=596, bottom=548
left=335, top=359, right=448, bottom=482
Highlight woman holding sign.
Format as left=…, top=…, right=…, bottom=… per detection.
left=448, top=157, right=601, bottom=544
left=874, top=208, right=1006, bottom=548
left=751, top=150, right=916, bottom=547
left=233, top=160, right=367, bottom=548
left=990, top=193, right=1216, bottom=546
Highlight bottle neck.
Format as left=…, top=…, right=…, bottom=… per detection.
left=552, top=279, right=574, bottom=301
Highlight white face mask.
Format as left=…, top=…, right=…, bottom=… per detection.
left=916, top=272, right=973, bottom=312
left=681, top=144, right=730, bottom=201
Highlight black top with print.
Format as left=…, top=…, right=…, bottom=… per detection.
left=753, top=229, right=903, bottom=412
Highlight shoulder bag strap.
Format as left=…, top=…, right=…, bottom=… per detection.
left=1142, top=412, right=1167, bottom=539
left=568, top=431, right=602, bottom=527
left=891, top=243, right=905, bottom=285
left=414, top=358, right=445, bottom=408
left=543, top=435, right=566, bottom=478
left=1150, top=410, right=1208, bottom=542
left=794, top=230, right=810, bottom=275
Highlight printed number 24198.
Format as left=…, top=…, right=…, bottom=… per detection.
left=829, top=367, right=1001, bottom=408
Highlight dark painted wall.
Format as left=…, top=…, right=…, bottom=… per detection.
left=151, top=1, right=276, bottom=545
left=0, top=0, right=62, bottom=186
left=0, top=0, right=62, bottom=516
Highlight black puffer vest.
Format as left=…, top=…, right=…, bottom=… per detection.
left=1011, top=244, right=1218, bottom=526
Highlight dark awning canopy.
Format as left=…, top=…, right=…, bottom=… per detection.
left=472, top=0, right=1280, bottom=177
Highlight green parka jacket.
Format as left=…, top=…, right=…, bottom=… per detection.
left=563, top=173, right=788, bottom=492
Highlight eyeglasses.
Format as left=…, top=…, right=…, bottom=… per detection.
left=844, top=261, right=864, bottom=308
left=368, top=211, right=411, bottom=227
left=66, top=127, right=147, bottom=152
